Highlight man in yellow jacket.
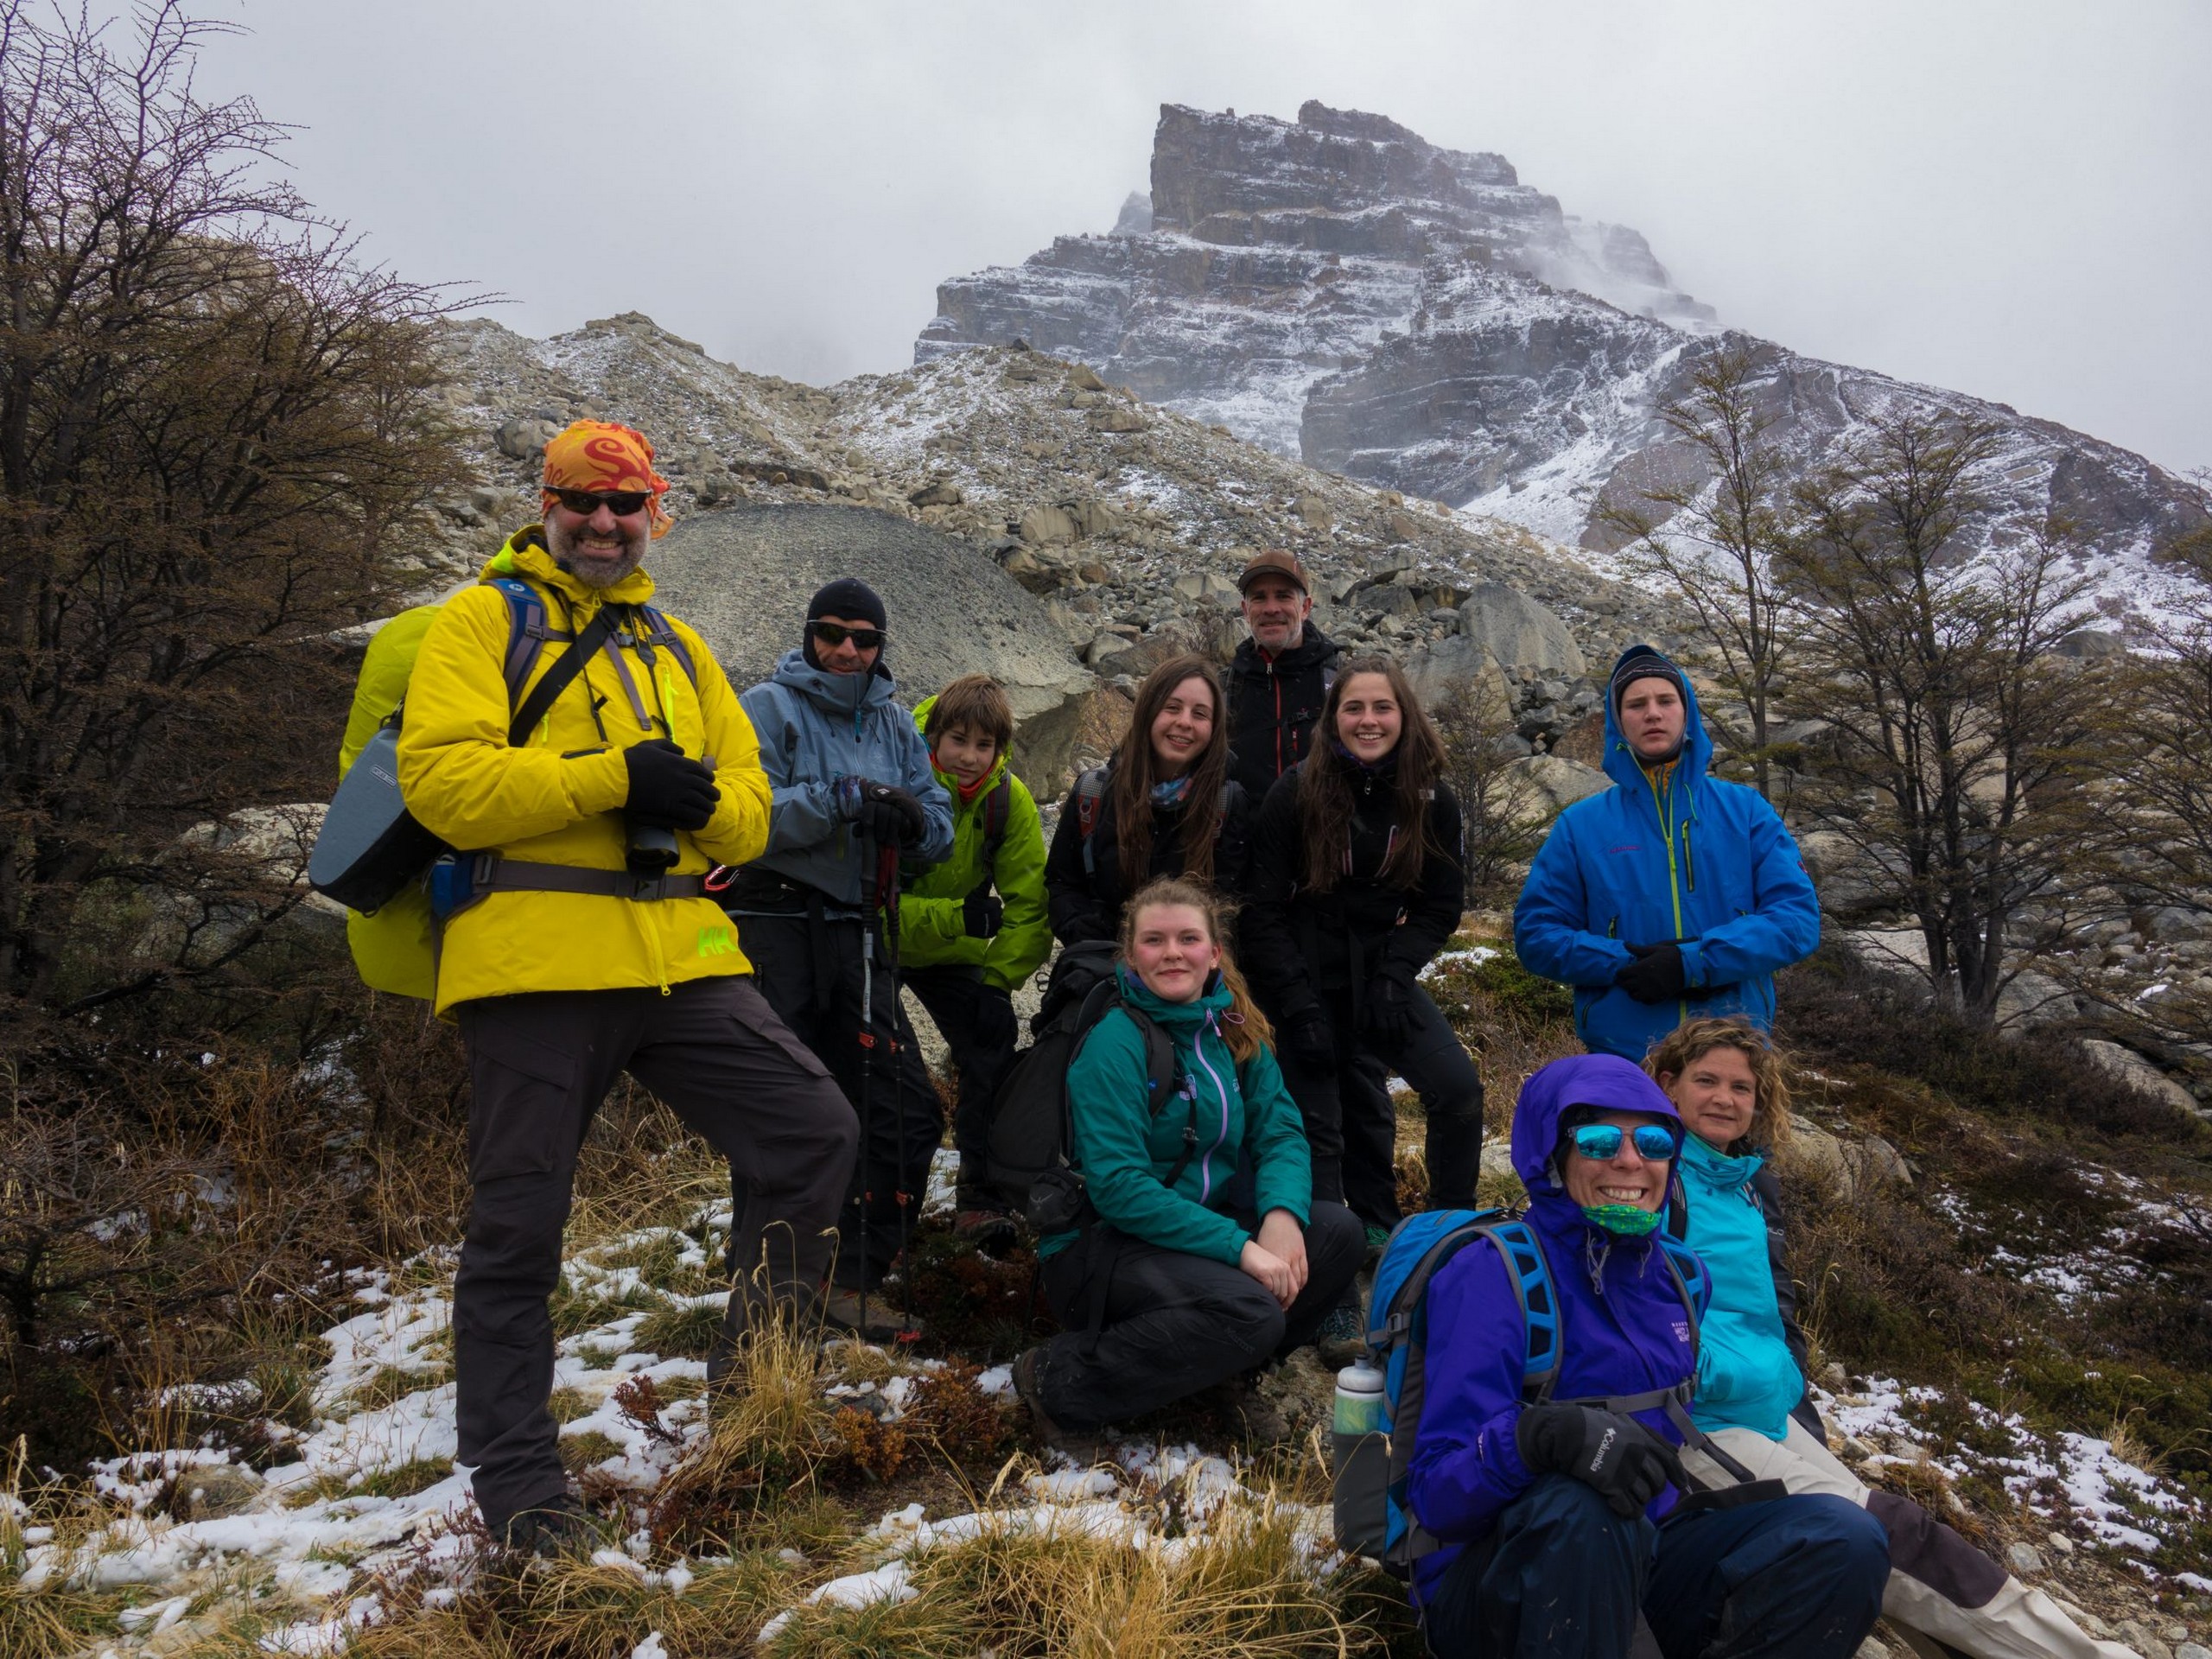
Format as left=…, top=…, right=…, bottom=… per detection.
left=396, top=422, right=856, bottom=1555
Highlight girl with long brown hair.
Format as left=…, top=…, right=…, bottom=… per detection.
left=1241, top=656, right=1484, bottom=1357
left=1009, top=878, right=1363, bottom=1448
left=1044, top=653, right=1253, bottom=948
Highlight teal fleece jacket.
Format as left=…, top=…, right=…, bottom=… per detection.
left=1680, top=1133, right=1803, bottom=1440
left=1044, top=969, right=1313, bottom=1264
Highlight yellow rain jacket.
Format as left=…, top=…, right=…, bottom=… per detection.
left=395, top=530, right=770, bottom=1014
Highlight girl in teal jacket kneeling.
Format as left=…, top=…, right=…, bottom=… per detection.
left=1012, top=876, right=1364, bottom=1446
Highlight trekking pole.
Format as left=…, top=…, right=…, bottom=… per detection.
left=856, top=830, right=878, bottom=1344
left=876, top=837, right=921, bottom=1343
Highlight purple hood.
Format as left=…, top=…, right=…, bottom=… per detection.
left=1513, top=1051, right=1686, bottom=1212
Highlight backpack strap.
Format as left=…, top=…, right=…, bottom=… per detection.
left=981, top=777, right=1012, bottom=873
left=483, top=577, right=553, bottom=703
left=1479, top=1220, right=1564, bottom=1402
left=631, top=603, right=700, bottom=688
left=1074, top=766, right=1109, bottom=876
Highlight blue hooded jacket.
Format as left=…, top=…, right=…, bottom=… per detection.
left=1513, top=645, right=1819, bottom=1059
left=1406, top=1053, right=1707, bottom=1605
left=1677, top=1134, right=1802, bottom=1442
left=736, top=649, right=954, bottom=907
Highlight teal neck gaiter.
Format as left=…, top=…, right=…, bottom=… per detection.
left=1581, top=1202, right=1662, bottom=1237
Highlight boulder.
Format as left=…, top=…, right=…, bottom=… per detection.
left=1294, top=493, right=1333, bottom=531
left=1402, top=633, right=1514, bottom=727
left=1090, top=404, right=1147, bottom=434
left=1019, top=504, right=1077, bottom=546
left=494, top=415, right=561, bottom=460
left=1459, top=584, right=1586, bottom=679
left=1839, top=927, right=1929, bottom=976
left=2081, top=1039, right=2203, bottom=1118
left=908, top=480, right=963, bottom=507
left=1503, top=754, right=1609, bottom=818
left=1994, top=969, right=2081, bottom=1031
left=1066, top=499, right=1120, bottom=539
left=645, top=504, right=1093, bottom=791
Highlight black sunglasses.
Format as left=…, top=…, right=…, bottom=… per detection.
left=551, top=488, right=651, bottom=517
left=809, top=620, right=885, bottom=650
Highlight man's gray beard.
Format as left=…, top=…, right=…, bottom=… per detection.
left=545, top=512, right=646, bottom=588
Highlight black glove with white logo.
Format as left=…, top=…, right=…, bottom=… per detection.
left=1614, top=942, right=1688, bottom=1005
left=963, top=889, right=1004, bottom=938
left=1515, top=1402, right=1688, bottom=1518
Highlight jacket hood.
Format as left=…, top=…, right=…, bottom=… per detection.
left=1116, top=964, right=1236, bottom=1033
left=1681, top=1129, right=1763, bottom=1192
left=1512, top=1052, right=1685, bottom=1207
left=1233, top=622, right=1341, bottom=676
left=913, top=692, right=1011, bottom=798
left=1601, top=643, right=1710, bottom=794
left=771, top=645, right=900, bottom=719
left=484, top=526, right=658, bottom=609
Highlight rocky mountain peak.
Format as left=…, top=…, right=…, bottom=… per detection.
left=918, top=100, right=2210, bottom=621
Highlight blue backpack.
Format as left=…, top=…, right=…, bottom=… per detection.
left=1332, top=1207, right=1715, bottom=1577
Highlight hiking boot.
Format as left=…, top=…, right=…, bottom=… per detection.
left=823, top=1286, right=923, bottom=1341
left=1315, top=1304, right=1367, bottom=1369
left=1012, top=1346, right=1101, bottom=1461
left=502, top=1492, right=598, bottom=1559
left=953, top=1205, right=1020, bottom=1250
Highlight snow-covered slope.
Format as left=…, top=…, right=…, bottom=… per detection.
left=917, top=100, right=2209, bottom=607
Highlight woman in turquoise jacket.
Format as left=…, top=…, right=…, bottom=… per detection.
left=1513, top=645, right=1819, bottom=1061
left=1011, top=876, right=1364, bottom=1446
left=1649, top=1019, right=2139, bottom=1659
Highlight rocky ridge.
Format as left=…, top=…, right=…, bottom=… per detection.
left=916, top=101, right=2210, bottom=623
left=422, top=310, right=1688, bottom=772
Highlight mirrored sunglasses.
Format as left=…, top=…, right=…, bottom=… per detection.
left=551, top=488, right=651, bottom=517
left=809, top=620, right=885, bottom=650
left=1570, top=1122, right=1677, bottom=1162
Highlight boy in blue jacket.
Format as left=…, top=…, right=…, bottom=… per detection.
left=1513, top=646, right=1819, bottom=1061
left=1407, top=1053, right=1888, bottom=1657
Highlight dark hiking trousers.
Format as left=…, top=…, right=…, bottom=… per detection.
left=453, top=976, right=856, bottom=1536
left=1277, top=982, right=1483, bottom=1230
left=736, top=911, right=944, bottom=1291
left=1032, top=1201, right=1365, bottom=1432
left=1420, top=1475, right=1889, bottom=1659
left=900, top=963, right=1019, bottom=1205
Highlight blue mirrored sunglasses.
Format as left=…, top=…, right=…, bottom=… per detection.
left=1570, top=1122, right=1677, bottom=1162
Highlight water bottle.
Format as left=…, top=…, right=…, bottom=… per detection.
left=1332, top=1358, right=1387, bottom=1471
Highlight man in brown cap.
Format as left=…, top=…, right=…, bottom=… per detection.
left=1224, top=549, right=1342, bottom=802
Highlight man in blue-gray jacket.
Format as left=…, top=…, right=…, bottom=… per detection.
left=1514, top=645, right=1819, bottom=1062
left=723, top=579, right=955, bottom=1332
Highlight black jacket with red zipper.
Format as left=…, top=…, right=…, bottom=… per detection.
left=1226, top=625, right=1342, bottom=803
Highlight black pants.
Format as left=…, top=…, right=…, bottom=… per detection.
left=1421, top=1475, right=1889, bottom=1659
left=1033, top=1201, right=1365, bottom=1432
left=453, top=977, right=855, bottom=1535
left=736, top=911, right=944, bottom=1290
left=900, top=963, right=1018, bottom=1206
left=1276, top=982, right=1484, bottom=1230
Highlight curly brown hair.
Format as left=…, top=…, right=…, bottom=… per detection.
left=1119, top=875, right=1274, bottom=1063
left=1109, top=655, right=1230, bottom=886
left=1297, top=656, right=1449, bottom=893
left=1642, top=1017, right=1793, bottom=1154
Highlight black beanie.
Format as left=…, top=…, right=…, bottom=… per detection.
left=803, top=577, right=887, bottom=669
left=1610, top=650, right=1686, bottom=718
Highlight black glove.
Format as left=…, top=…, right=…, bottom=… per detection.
left=1283, top=1006, right=1336, bottom=1071
left=963, top=889, right=1004, bottom=938
left=835, top=778, right=929, bottom=847
left=1516, top=1402, right=1688, bottom=1519
left=972, top=983, right=1019, bottom=1053
left=1363, top=976, right=1417, bottom=1049
left=624, top=739, right=718, bottom=831
left=1614, top=942, right=1688, bottom=1005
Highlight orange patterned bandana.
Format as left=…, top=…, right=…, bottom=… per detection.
left=540, top=420, right=673, bottom=538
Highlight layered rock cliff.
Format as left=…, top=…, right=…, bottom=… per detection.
left=918, top=101, right=2209, bottom=602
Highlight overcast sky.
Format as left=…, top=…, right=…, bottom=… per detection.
left=195, top=1, right=2209, bottom=476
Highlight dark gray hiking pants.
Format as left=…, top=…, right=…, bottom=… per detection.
left=452, top=976, right=856, bottom=1535
left=1032, top=1201, right=1366, bottom=1432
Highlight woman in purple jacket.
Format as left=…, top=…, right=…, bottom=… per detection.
left=1407, top=1053, right=1889, bottom=1659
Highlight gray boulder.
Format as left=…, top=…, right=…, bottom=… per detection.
left=1504, top=754, right=1609, bottom=818
left=495, top=415, right=561, bottom=460
left=1459, top=584, right=1586, bottom=679
left=1402, top=633, right=1513, bottom=727
left=645, top=504, right=1093, bottom=790
left=2081, top=1039, right=2202, bottom=1118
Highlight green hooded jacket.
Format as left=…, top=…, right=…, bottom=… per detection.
left=1046, top=969, right=1313, bottom=1264
left=897, top=694, right=1051, bottom=991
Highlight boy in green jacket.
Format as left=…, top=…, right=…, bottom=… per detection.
left=899, top=675, right=1052, bottom=1244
